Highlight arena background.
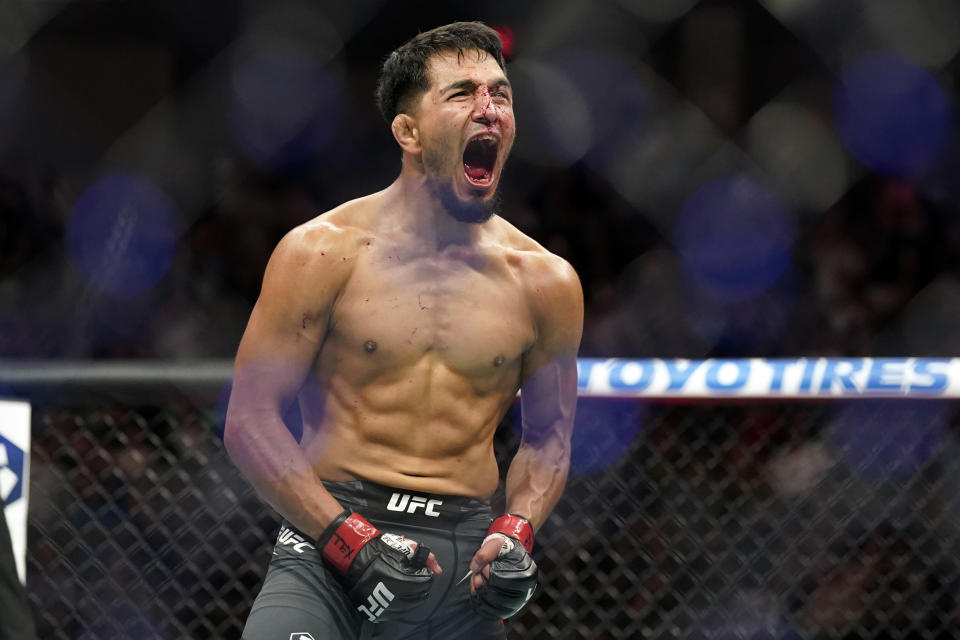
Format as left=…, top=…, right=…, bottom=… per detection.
left=1, top=0, right=960, bottom=638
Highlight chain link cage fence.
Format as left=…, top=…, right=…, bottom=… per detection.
left=8, top=363, right=960, bottom=639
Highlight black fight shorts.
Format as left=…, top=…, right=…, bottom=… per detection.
left=242, top=480, right=506, bottom=640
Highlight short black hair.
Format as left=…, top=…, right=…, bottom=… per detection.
left=375, top=21, right=506, bottom=123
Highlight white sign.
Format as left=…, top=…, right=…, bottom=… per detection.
left=0, top=399, right=31, bottom=584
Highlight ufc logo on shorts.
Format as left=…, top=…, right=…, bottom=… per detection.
left=277, top=526, right=316, bottom=554
left=357, top=581, right=394, bottom=622
left=387, top=492, right=442, bottom=517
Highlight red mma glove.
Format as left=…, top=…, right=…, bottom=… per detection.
left=319, top=510, right=435, bottom=623
left=470, top=514, right=538, bottom=620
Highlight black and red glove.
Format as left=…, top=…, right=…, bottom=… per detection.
left=318, top=510, right=435, bottom=623
left=470, top=514, right=539, bottom=620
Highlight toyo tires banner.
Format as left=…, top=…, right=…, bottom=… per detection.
left=576, top=358, right=960, bottom=398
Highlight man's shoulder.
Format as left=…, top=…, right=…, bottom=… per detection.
left=490, top=217, right=579, bottom=288
left=488, top=219, right=583, bottom=351
left=264, top=197, right=380, bottom=288
left=281, top=196, right=378, bottom=254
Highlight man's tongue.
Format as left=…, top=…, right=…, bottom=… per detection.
left=466, top=165, right=488, bottom=181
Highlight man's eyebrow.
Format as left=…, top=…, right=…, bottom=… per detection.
left=441, top=78, right=512, bottom=94
left=440, top=80, right=475, bottom=94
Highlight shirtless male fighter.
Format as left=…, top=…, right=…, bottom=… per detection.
left=225, top=21, right=583, bottom=639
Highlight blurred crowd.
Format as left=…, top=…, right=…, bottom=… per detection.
left=0, top=0, right=958, bottom=362
left=2, top=150, right=959, bottom=361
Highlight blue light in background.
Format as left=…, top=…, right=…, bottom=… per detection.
left=67, top=173, right=179, bottom=298
left=510, top=58, right=593, bottom=168
left=568, top=398, right=644, bottom=475
left=828, top=400, right=948, bottom=482
left=213, top=380, right=233, bottom=442
left=689, top=592, right=802, bottom=640
left=674, top=176, right=794, bottom=301
left=683, top=281, right=794, bottom=352
left=230, top=42, right=342, bottom=170
left=834, top=52, right=952, bottom=177
left=557, top=49, right=651, bottom=170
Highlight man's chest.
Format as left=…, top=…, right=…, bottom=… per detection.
left=328, top=253, right=535, bottom=376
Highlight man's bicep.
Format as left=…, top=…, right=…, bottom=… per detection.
left=232, top=303, right=318, bottom=412
left=519, top=352, right=578, bottom=440
left=231, top=231, right=336, bottom=411
left=520, top=259, right=584, bottom=437
left=520, top=262, right=583, bottom=435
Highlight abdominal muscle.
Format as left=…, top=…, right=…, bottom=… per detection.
left=299, top=360, right=514, bottom=500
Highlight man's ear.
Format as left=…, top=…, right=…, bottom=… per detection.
left=391, top=113, right=420, bottom=154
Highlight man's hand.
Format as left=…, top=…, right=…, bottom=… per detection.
left=319, top=511, right=442, bottom=623
left=468, top=514, right=539, bottom=620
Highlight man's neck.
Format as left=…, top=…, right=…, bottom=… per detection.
left=382, top=175, right=485, bottom=250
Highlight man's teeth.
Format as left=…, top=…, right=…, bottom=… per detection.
left=470, top=135, right=497, bottom=146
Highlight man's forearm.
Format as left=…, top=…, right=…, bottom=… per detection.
left=502, top=436, right=570, bottom=531
left=223, top=409, right=343, bottom=539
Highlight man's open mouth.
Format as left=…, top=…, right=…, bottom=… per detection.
left=463, top=136, right=498, bottom=187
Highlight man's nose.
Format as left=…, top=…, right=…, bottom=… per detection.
left=473, top=94, right=499, bottom=124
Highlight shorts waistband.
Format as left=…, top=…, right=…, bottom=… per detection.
left=322, top=479, right=492, bottom=527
